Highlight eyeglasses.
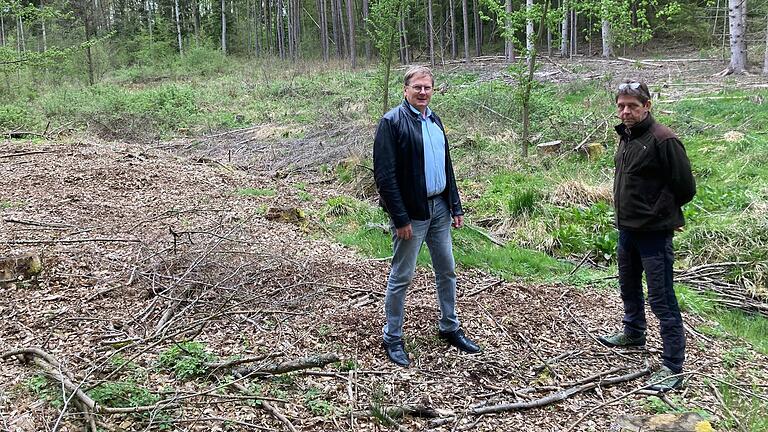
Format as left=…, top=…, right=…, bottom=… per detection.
left=408, top=85, right=433, bottom=93
left=618, top=82, right=642, bottom=91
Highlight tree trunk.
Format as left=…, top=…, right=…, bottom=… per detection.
left=0, top=14, right=5, bottom=47
left=505, top=0, right=514, bottom=61
left=286, top=0, right=295, bottom=59
left=363, top=0, right=371, bottom=61
left=175, top=0, right=183, bottom=54
left=17, top=15, right=25, bottom=52
left=147, top=0, right=153, bottom=45
left=319, top=0, right=329, bottom=61
left=347, top=0, right=356, bottom=67
left=560, top=0, right=568, bottom=56
left=601, top=19, right=612, bottom=57
left=401, top=16, right=409, bottom=63
left=764, top=13, right=768, bottom=75
left=473, top=0, right=481, bottom=56
left=193, top=0, right=200, bottom=46
left=254, top=0, right=262, bottom=55
left=428, top=0, right=435, bottom=66
left=462, top=0, right=470, bottom=61
left=221, top=0, right=227, bottom=53
left=728, top=0, right=747, bottom=73
left=40, top=0, right=48, bottom=52
left=526, top=0, right=534, bottom=56
left=277, top=0, right=285, bottom=59
left=449, top=0, right=456, bottom=58
left=571, top=9, right=577, bottom=57
left=337, top=0, right=347, bottom=58
left=331, top=0, right=341, bottom=57
left=84, top=5, right=95, bottom=85
left=265, top=0, right=272, bottom=54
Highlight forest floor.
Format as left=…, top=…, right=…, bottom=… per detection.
left=1, top=55, right=768, bottom=432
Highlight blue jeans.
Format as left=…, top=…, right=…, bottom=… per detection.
left=618, top=229, right=685, bottom=372
left=383, top=196, right=460, bottom=344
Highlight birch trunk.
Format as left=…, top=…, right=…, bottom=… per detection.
left=174, top=0, right=183, bottom=54
left=560, top=0, right=568, bottom=56
left=526, top=0, right=534, bottom=56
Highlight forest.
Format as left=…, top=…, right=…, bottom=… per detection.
left=1, top=0, right=768, bottom=431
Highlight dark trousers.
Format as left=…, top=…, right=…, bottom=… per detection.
left=618, top=229, right=685, bottom=372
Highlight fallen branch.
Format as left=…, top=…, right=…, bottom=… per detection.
left=471, top=365, right=649, bottom=415
left=229, top=377, right=297, bottom=432
left=205, top=352, right=283, bottom=372
left=6, top=238, right=141, bottom=245
left=234, top=353, right=341, bottom=377
left=0, top=150, right=51, bottom=158
left=616, top=56, right=663, bottom=68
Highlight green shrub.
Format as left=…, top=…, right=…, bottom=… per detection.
left=158, top=341, right=216, bottom=379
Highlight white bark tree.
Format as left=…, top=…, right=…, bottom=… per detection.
left=526, top=0, right=534, bottom=58
left=174, top=0, right=183, bottom=54
left=560, top=0, right=568, bottom=56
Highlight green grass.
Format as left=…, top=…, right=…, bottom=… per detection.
left=237, top=187, right=276, bottom=197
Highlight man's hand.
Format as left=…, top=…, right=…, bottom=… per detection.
left=452, top=215, right=464, bottom=229
left=396, top=224, right=413, bottom=240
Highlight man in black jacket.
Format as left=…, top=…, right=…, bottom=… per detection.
left=373, top=66, right=481, bottom=367
left=599, top=80, right=696, bottom=391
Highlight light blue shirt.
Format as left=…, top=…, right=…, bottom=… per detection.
left=407, top=102, right=446, bottom=197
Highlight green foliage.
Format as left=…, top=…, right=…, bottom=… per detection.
left=0, top=104, right=29, bottom=130
left=158, top=341, right=216, bottom=380
left=237, top=188, right=276, bottom=197
left=303, top=386, right=336, bottom=416
left=88, top=380, right=159, bottom=408
left=23, top=374, right=63, bottom=408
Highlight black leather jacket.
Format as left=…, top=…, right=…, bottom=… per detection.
left=614, top=114, right=696, bottom=231
left=373, top=101, right=463, bottom=228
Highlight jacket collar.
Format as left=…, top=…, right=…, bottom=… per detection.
left=402, top=99, right=433, bottom=120
left=615, top=113, right=654, bottom=140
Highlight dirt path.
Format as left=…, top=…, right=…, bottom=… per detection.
left=1, top=133, right=765, bottom=431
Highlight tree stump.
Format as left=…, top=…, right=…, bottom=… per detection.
left=612, top=412, right=714, bottom=432
left=586, top=142, right=605, bottom=160
left=537, top=140, right=562, bottom=155
left=0, top=252, right=42, bottom=288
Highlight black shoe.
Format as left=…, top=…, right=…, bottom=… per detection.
left=597, top=331, right=646, bottom=348
left=439, top=328, right=481, bottom=354
left=382, top=341, right=410, bottom=367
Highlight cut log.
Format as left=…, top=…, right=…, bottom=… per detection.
left=537, top=140, right=562, bottom=154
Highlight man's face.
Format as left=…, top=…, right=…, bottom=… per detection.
left=404, top=73, right=433, bottom=114
left=616, top=95, right=651, bottom=128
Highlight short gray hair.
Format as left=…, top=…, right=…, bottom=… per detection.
left=616, top=79, right=651, bottom=104
left=404, top=66, right=434, bottom=86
